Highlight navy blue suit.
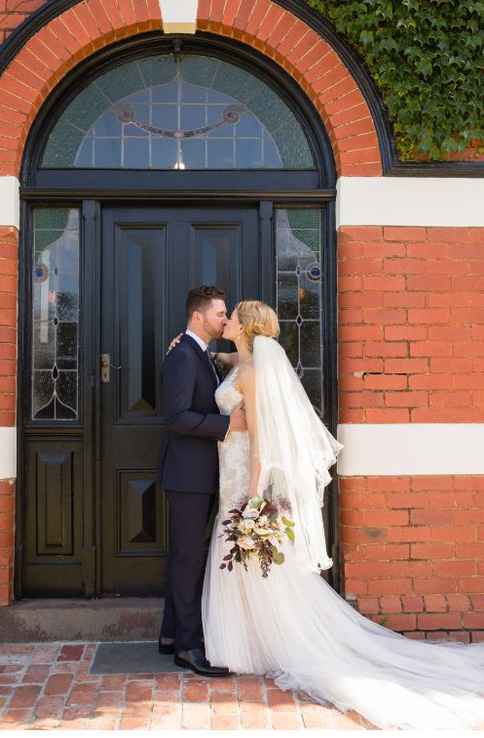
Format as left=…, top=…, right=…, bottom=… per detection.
left=159, top=333, right=230, bottom=652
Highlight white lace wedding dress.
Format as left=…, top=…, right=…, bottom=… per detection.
left=201, top=366, right=484, bottom=730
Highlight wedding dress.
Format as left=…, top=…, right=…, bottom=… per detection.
left=201, top=360, right=484, bottom=731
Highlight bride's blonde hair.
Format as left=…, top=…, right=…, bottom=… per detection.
left=236, top=300, right=280, bottom=351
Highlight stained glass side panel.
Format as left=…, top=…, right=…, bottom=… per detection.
left=275, top=208, right=323, bottom=414
left=32, top=208, right=80, bottom=421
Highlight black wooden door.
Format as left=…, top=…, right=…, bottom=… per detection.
left=100, top=207, right=261, bottom=594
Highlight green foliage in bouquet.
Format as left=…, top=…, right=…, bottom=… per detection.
left=305, top=0, right=484, bottom=160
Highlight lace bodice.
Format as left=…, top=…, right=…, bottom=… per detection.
left=215, top=366, right=242, bottom=415
left=214, top=366, right=250, bottom=514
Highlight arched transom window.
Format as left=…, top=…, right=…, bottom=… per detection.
left=41, top=54, right=316, bottom=170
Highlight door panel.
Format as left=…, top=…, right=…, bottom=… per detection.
left=22, top=440, right=84, bottom=596
left=101, top=207, right=260, bottom=594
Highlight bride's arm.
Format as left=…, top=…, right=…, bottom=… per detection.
left=238, top=364, right=260, bottom=498
left=165, top=334, right=239, bottom=367
left=212, top=351, right=239, bottom=368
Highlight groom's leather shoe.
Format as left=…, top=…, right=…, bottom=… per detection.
left=174, top=648, right=232, bottom=677
left=158, top=637, right=175, bottom=655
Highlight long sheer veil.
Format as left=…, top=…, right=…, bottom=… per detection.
left=253, top=335, right=344, bottom=573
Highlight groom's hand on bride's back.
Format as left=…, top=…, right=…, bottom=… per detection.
left=166, top=332, right=183, bottom=354
left=229, top=404, right=247, bottom=433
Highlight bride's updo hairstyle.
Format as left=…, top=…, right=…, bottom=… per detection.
left=236, top=300, right=280, bottom=351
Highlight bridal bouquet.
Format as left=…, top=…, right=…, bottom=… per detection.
left=219, top=495, right=295, bottom=577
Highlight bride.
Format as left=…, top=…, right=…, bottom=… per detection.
left=199, top=299, right=484, bottom=731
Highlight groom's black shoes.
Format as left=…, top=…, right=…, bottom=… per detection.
left=174, top=648, right=232, bottom=677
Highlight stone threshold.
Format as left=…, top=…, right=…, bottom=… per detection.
left=0, top=597, right=165, bottom=642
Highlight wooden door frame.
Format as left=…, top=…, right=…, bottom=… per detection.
left=15, top=192, right=340, bottom=598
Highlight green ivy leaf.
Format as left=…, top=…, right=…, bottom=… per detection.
left=305, top=0, right=483, bottom=160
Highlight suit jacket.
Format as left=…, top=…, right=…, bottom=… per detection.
left=159, top=333, right=230, bottom=494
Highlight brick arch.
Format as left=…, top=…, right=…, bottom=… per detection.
left=197, top=0, right=382, bottom=176
left=0, top=0, right=382, bottom=177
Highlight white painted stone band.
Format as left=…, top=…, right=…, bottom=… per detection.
left=0, top=428, right=16, bottom=479
left=2, top=423, right=484, bottom=479
left=1, top=176, right=483, bottom=230
left=337, top=423, right=484, bottom=476
left=159, top=0, right=198, bottom=33
left=336, top=177, right=484, bottom=228
left=0, top=177, right=19, bottom=230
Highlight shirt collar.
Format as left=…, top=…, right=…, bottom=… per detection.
left=185, top=329, right=208, bottom=353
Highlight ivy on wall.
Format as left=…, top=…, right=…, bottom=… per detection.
left=306, top=0, right=483, bottom=160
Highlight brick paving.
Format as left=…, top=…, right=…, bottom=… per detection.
left=0, top=641, right=374, bottom=730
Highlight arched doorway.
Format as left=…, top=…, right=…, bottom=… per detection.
left=17, top=33, right=339, bottom=598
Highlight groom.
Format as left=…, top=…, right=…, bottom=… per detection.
left=158, top=285, right=246, bottom=677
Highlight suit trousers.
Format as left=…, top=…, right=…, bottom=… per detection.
left=160, top=490, right=216, bottom=652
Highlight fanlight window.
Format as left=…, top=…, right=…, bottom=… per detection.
left=41, top=54, right=315, bottom=170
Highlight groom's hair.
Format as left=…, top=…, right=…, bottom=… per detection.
left=186, top=285, right=226, bottom=319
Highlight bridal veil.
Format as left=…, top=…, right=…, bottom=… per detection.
left=252, top=334, right=344, bottom=573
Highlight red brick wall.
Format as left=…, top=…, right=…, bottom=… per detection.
left=0, top=225, right=17, bottom=606
left=338, top=224, right=484, bottom=641
left=338, top=226, right=484, bottom=423
left=0, top=227, right=17, bottom=429
left=0, top=479, right=15, bottom=604
left=340, top=475, right=484, bottom=643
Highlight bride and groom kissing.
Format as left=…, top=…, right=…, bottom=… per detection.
left=158, top=285, right=484, bottom=730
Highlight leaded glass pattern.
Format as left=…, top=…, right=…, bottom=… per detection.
left=275, top=208, right=323, bottom=413
left=32, top=208, right=80, bottom=420
left=41, top=54, right=314, bottom=170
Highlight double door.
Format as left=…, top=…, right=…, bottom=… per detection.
left=100, top=207, right=262, bottom=594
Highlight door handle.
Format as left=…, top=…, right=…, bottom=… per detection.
left=100, top=353, right=122, bottom=383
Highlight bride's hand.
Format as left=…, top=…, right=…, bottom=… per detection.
left=166, top=332, right=183, bottom=354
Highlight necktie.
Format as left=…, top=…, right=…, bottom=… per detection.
left=206, top=350, right=220, bottom=386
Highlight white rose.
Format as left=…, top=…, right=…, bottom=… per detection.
left=242, top=508, right=259, bottom=520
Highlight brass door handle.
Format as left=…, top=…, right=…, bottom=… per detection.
left=100, top=353, right=122, bottom=383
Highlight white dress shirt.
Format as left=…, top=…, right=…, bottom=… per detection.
left=185, top=328, right=208, bottom=353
